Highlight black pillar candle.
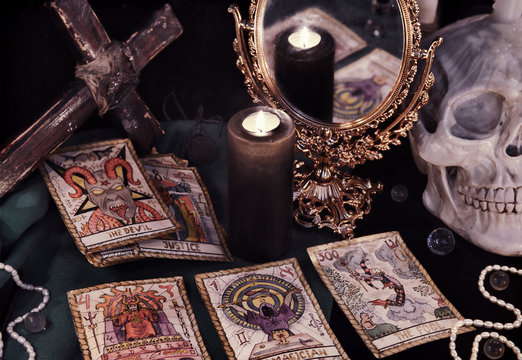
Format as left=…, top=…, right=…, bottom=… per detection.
left=275, top=26, right=335, bottom=123
left=227, top=106, right=295, bottom=262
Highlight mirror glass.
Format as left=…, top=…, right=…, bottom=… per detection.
left=262, top=0, right=403, bottom=125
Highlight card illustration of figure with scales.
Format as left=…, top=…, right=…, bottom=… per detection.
left=40, top=139, right=180, bottom=254
left=195, top=258, right=349, bottom=360
left=308, top=232, right=471, bottom=358
left=68, top=277, right=208, bottom=360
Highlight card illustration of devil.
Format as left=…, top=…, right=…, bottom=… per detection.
left=308, top=232, right=471, bottom=358
left=195, top=258, right=349, bottom=360
left=68, top=277, right=208, bottom=360
left=85, top=154, right=232, bottom=266
left=40, top=139, right=179, bottom=253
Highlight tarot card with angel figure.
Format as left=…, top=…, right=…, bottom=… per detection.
left=85, top=154, right=232, bottom=266
left=195, top=258, right=349, bottom=360
left=67, top=277, right=208, bottom=360
left=308, top=232, right=471, bottom=358
left=40, top=139, right=180, bottom=254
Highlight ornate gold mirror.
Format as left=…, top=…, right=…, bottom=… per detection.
left=229, top=0, right=441, bottom=237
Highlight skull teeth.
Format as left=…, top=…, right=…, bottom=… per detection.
left=457, top=186, right=521, bottom=214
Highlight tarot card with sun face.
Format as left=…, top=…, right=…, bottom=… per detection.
left=84, top=154, right=232, bottom=266
left=40, top=139, right=179, bottom=254
left=67, top=277, right=208, bottom=360
left=307, top=232, right=471, bottom=358
left=333, top=49, right=401, bottom=123
left=195, top=258, right=349, bottom=360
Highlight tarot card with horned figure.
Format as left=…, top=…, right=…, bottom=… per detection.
left=308, top=232, right=471, bottom=358
left=85, top=154, right=233, bottom=266
left=195, top=258, right=349, bottom=360
left=40, top=139, right=179, bottom=253
left=67, top=277, right=208, bottom=360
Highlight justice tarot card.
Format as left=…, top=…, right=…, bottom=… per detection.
left=333, top=48, right=402, bottom=123
left=40, top=139, right=179, bottom=254
left=86, top=154, right=232, bottom=266
left=264, top=7, right=367, bottom=73
left=195, top=258, right=349, bottom=360
left=307, top=232, right=470, bottom=358
left=68, top=277, right=208, bottom=360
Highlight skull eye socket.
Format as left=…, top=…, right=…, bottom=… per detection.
left=112, top=185, right=124, bottom=191
left=91, top=188, right=104, bottom=195
left=450, top=92, right=504, bottom=140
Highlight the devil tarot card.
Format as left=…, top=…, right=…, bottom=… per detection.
left=85, top=154, right=232, bottom=266
left=307, top=232, right=471, bottom=358
left=68, top=277, right=208, bottom=360
left=40, top=139, right=180, bottom=254
left=195, top=258, right=349, bottom=360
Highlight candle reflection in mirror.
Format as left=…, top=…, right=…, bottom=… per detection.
left=275, top=25, right=335, bottom=123
left=227, top=106, right=295, bottom=261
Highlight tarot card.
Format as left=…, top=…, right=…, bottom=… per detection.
left=40, top=139, right=180, bottom=254
left=307, top=232, right=471, bottom=358
left=264, top=7, right=367, bottom=73
left=195, top=258, right=349, bottom=360
left=333, top=48, right=402, bottom=123
left=85, top=154, right=232, bottom=266
left=68, top=277, right=208, bottom=360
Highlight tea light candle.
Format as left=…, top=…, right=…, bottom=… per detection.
left=275, top=26, right=335, bottom=123
left=227, top=106, right=295, bottom=261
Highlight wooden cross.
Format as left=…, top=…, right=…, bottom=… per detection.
left=0, top=0, right=183, bottom=198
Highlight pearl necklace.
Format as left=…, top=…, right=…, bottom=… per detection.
left=0, top=262, right=50, bottom=360
left=449, top=264, right=521, bottom=360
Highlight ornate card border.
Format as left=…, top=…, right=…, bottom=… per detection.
left=307, top=231, right=472, bottom=358
left=39, top=139, right=180, bottom=254
left=194, top=257, right=350, bottom=359
left=67, top=276, right=209, bottom=360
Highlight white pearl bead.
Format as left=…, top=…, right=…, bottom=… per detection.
left=490, top=331, right=499, bottom=338
left=514, top=320, right=521, bottom=327
left=493, top=322, right=504, bottom=330
left=464, top=319, right=473, bottom=326
left=484, top=321, right=494, bottom=328
left=486, top=265, right=493, bottom=271
left=489, top=295, right=497, bottom=302
left=501, top=265, right=509, bottom=271
left=504, top=323, right=514, bottom=330
left=514, top=309, right=521, bottom=316
left=509, top=267, right=517, bottom=273
left=450, top=349, right=458, bottom=358
left=506, top=303, right=515, bottom=311
left=450, top=342, right=456, bottom=350
left=473, top=319, right=484, bottom=326
left=493, top=264, right=501, bottom=270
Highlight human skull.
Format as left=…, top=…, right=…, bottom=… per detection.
left=410, top=8, right=522, bottom=256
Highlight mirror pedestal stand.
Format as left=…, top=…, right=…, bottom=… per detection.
left=293, top=157, right=382, bottom=238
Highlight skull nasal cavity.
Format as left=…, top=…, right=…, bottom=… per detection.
left=506, top=132, right=522, bottom=157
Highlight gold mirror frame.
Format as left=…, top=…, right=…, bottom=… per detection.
left=229, top=0, right=442, bottom=238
